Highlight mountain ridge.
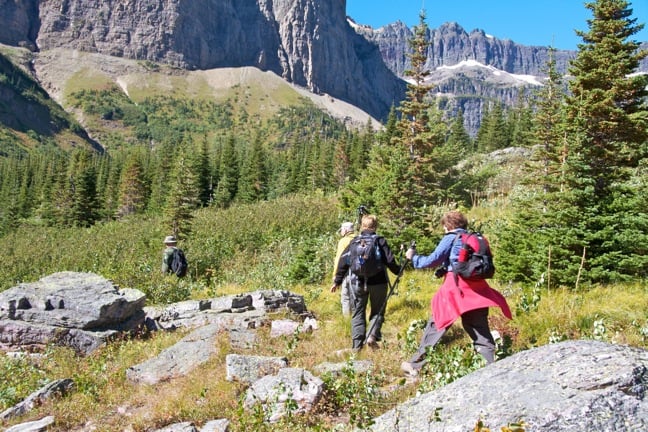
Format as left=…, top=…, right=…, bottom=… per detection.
left=2, top=0, right=405, bottom=122
left=0, top=0, right=647, bottom=144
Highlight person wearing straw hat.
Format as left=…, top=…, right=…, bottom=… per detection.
left=161, top=235, right=179, bottom=274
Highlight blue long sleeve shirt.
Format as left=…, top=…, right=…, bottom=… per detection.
left=411, top=229, right=466, bottom=271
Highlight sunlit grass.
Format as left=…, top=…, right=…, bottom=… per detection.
left=1, top=195, right=646, bottom=431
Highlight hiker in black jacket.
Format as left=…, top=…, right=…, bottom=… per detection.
left=331, top=214, right=401, bottom=351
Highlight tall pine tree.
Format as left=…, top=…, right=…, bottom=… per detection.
left=499, top=0, right=648, bottom=286
left=163, top=149, right=201, bottom=238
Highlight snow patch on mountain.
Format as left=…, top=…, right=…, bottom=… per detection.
left=436, top=60, right=543, bottom=85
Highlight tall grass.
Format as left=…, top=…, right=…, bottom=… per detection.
left=0, top=194, right=344, bottom=301
left=1, top=196, right=647, bottom=431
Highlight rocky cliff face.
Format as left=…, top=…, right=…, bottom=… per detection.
left=357, top=21, right=576, bottom=79
left=0, top=0, right=39, bottom=50
left=355, top=21, right=647, bottom=134
left=0, top=0, right=404, bottom=121
left=0, top=1, right=645, bottom=133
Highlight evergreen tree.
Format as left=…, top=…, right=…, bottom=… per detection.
left=146, top=141, right=175, bottom=213
left=397, top=11, right=436, bottom=159
left=116, top=154, right=148, bottom=218
left=473, top=103, right=492, bottom=152
left=68, top=150, right=101, bottom=227
left=99, top=155, right=121, bottom=220
left=163, top=150, right=201, bottom=238
left=446, top=109, right=472, bottom=154
left=531, top=47, right=568, bottom=196
left=566, top=0, right=648, bottom=193
left=391, top=11, right=446, bottom=238
left=238, top=133, right=267, bottom=203
left=332, top=134, right=350, bottom=188
left=508, top=92, right=535, bottom=148
left=40, top=155, right=71, bottom=226
left=498, top=0, right=648, bottom=286
left=196, top=137, right=212, bottom=206
left=559, top=0, right=648, bottom=284
left=380, top=105, right=399, bottom=146
left=213, top=135, right=239, bottom=208
left=342, top=11, right=444, bottom=244
left=346, top=132, right=365, bottom=181
left=477, top=102, right=509, bottom=152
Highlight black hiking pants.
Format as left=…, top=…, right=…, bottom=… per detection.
left=350, top=280, right=387, bottom=349
left=408, top=307, right=496, bottom=369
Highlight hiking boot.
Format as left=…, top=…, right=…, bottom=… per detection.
left=400, top=361, right=418, bottom=377
left=366, top=335, right=378, bottom=349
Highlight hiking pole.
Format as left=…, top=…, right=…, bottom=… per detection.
left=364, top=241, right=414, bottom=346
left=357, top=204, right=369, bottom=228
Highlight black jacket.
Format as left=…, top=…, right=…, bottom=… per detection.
left=333, top=230, right=402, bottom=285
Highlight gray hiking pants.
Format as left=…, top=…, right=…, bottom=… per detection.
left=350, top=279, right=387, bottom=349
left=340, top=273, right=352, bottom=316
left=408, top=307, right=495, bottom=369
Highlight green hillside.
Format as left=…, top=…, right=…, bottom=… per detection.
left=0, top=50, right=101, bottom=156
left=0, top=4, right=647, bottom=430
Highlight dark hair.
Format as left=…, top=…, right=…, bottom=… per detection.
left=441, top=211, right=468, bottom=230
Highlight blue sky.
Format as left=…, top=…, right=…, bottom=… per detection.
left=346, top=0, right=648, bottom=50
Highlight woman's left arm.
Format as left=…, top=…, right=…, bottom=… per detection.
left=411, top=235, right=454, bottom=269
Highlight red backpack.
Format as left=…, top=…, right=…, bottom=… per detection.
left=453, top=232, right=495, bottom=280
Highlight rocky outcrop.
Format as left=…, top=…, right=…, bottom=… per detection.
left=0, top=0, right=406, bottom=121
left=5, top=415, right=55, bottom=432
left=2, top=2, right=644, bottom=132
left=355, top=21, right=579, bottom=134
left=3, top=272, right=647, bottom=431
left=369, top=340, right=648, bottom=432
left=0, top=0, right=39, bottom=50
left=0, top=379, right=73, bottom=421
left=0, top=272, right=145, bottom=354
left=244, top=367, right=324, bottom=423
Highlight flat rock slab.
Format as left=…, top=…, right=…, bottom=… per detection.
left=126, top=322, right=225, bottom=385
left=0, top=272, right=146, bottom=330
left=225, top=354, right=289, bottom=384
left=4, top=415, right=55, bottom=432
left=370, top=340, right=648, bottom=432
left=127, top=312, right=265, bottom=385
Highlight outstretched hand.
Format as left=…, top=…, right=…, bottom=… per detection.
left=405, top=247, right=416, bottom=260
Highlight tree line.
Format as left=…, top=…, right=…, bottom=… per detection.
left=0, top=0, right=646, bottom=288
left=338, top=1, right=647, bottom=288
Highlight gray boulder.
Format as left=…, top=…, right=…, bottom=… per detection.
left=370, top=340, right=648, bottom=432
left=0, top=379, right=74, bottom=421
left=244, top=367, right=324, bottom=423
left=144, top=290, right=307, bottom=331
left=0, top=272, right=145, bottom=329
left=128, top=290, right=312, bottom=385
left=126, top=321, right=225, bottom=385
left=152, top=422, right=198, bottom=432
left=225, top=354, right=289, bottom=384
left=313, top=360, right=374, bottom=377
left=0, top=272, right=146, bottom=354
left=200, top=419, right=230, bottom=432
left=0, top=319, right=114, bottom=354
